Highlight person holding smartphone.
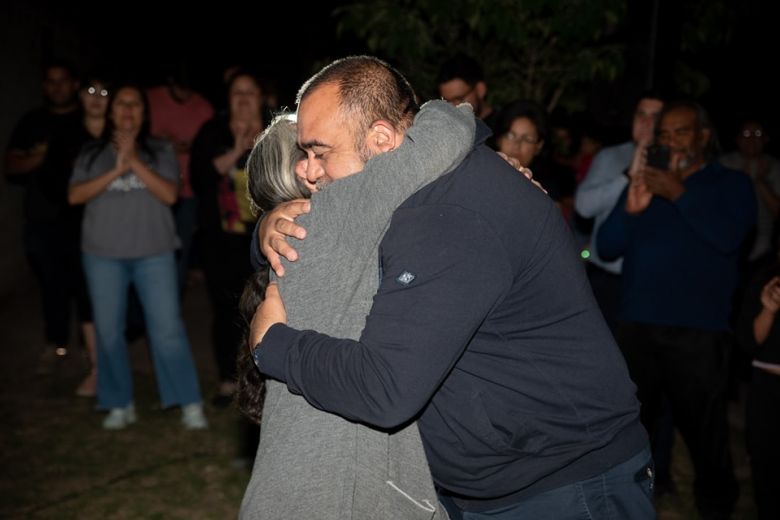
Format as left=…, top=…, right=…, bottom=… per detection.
left=597, top=101, right=757, bottom=518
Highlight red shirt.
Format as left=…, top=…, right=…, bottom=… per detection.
left=146, top=86, right=214, bottom=198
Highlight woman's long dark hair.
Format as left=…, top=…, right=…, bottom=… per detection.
left=236, top=268, right=271, bottom=424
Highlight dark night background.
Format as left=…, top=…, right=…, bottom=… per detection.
left=1, top=0, right=778, bottom=147
left=0, top=0, right=778, bottom=294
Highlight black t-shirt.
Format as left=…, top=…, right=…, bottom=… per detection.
left=528, top=155, right=577, bottom=202
left=7, top=107, right=87, bottom=223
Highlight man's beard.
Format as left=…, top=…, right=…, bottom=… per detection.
left=675, top=151, right=698, bottom=172
left=357, top=139, right=377, bottom=164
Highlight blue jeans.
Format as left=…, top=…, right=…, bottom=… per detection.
left=83, top=252, right=202, bottom=409
left=439, top=448, right=655, bottom=520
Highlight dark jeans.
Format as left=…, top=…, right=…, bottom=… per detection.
left=747, top=367, right=780, bottom=520
left=173, top=196, right=198, bottom=295
left=585, top=264, right=621, bottom=335
left=200, top=231, right=253, bottom=383
left=438, top=448, right=655, bottom=519
left=25, top=221, right=91, bottom=346
left=616, top=322, right=738, bottom=518
left=651, top=396, right=676, bottom=486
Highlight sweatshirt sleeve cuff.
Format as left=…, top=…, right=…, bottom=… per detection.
left=252, top=323, right=298, bottom=382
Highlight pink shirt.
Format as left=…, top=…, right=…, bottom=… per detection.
left=146, top=86, right=214, bottom=198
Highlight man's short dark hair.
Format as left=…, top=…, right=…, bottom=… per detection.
left=42, top=58, right=79, bottom=80
left=494, top=100, right=549, bottom=144
left=436, top=54, right=484, bottom=87
left=634, top=89, right=665, bottom=110
left=297, top=55, right=419, bottom=144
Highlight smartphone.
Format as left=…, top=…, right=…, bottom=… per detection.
left=646, top=144, right=670, bottom=171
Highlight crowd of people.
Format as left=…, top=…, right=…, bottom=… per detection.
left=4, top=54, right=779, bottom=519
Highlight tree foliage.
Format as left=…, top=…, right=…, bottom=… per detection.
left=336, top=0, right=626, bottom=112
left=673, top=0, right=734, bottom=98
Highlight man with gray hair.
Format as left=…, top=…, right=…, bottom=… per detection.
left=598, top=101, right=756, bottom=519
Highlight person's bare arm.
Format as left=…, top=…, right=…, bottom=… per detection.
left=624, top=174, right=652, bottom=215
left=212, top=146, right=248, bottom=176
left=250, top=282, right=286, bottom=348
left=754, top=276, right=780, bottom=345
left=213, top=124, right=254, bottom=175
left=69, top=164, right=125, bottom=204
left=71, top=141, right=130, bottom=204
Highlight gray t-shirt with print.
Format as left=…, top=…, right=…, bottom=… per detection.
left=70, top=137, right=180, bottom=258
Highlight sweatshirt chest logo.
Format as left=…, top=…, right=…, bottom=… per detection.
left=107, top=173, right=147, bottom=192
left=396, top=271, right=416, bottom=285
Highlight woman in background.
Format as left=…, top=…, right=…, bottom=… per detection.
left=494, top=100, right=576, bottom=218
left=737, top=251, right=780, bottom=520
left=190, top=69, right=264, bottom=407
left=69, top=84, right=206, bottom=430
left=71, top=76, right=110, bottom=397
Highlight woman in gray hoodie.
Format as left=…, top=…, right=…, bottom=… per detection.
left=237, top=100, right=476, bottom=519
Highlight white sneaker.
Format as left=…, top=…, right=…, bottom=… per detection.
left=181, top=403, right=208, bottom=430
left=102, top=403, right=137, bottom=430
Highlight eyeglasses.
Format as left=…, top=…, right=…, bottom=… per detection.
left=86, top=86, right=109, bottom=97
left=503, top=131, right=541, bottom=146
left=741, top=129, right=764, bottom=139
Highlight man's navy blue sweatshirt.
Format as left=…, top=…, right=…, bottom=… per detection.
left=255, top=124, right=647, bottom=511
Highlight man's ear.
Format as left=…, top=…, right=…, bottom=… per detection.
left=366, top=120, right=400, bottom=154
